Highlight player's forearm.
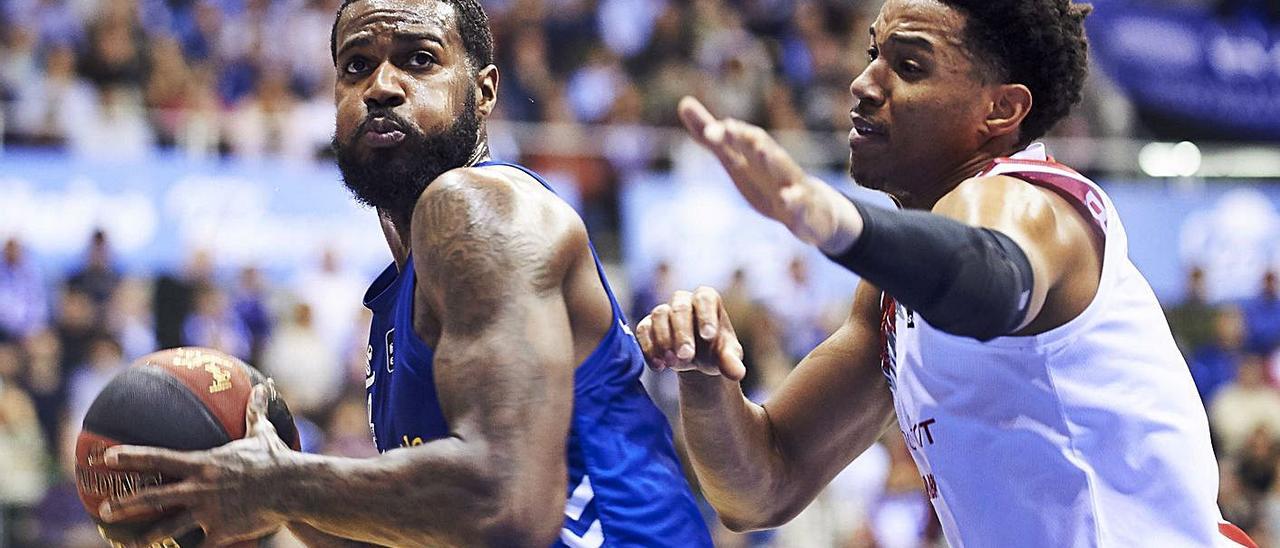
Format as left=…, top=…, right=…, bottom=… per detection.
left=821, top=198, right=1036, bottom=340
left=268, top=438, right=559, bottom=547
left=676, top=373, right=789, bottom=531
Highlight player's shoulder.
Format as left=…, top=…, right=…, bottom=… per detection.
left=937, top=173, right=1064, bottom=230
left=411, top=165, right=588, bottom=282
left=416, top=165, right=587, bottom=243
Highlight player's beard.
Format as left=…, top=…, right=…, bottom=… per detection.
left=334, top=92, right=481, bottom=223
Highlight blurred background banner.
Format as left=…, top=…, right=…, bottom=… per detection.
left=1108, top=181, right=1280, bottom=302
left=1088, top=0, right=1280, bottom=141
left=0, top=149, right=388, bottom=278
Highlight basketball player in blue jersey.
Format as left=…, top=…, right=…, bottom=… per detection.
left=92, top=0, right=711, bottom=546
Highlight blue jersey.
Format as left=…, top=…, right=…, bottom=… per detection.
left=362, top=161, right=712, bottom=547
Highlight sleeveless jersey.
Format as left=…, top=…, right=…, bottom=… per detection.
left=881, top=144, right=1254, bottom=547
left=362, top=161, right=712, bottom=547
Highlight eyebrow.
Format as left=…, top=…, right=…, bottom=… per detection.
left=888, top=34, right=934, bottom=51
left=337, top=31, right=445, bottom=58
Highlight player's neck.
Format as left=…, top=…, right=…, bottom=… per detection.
left=380, top=140, right=493, bottom=269
left=896, top=153, right=999, bottom=210
left=898, top=139, right=1026, bottom=210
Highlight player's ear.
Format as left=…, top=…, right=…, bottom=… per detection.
left=475, top=64, right=498, bottom=118
left=983, top=83, right=1032, bottom=140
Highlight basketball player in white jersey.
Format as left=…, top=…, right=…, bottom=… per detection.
left=636, top=0, right=1259, bottom=546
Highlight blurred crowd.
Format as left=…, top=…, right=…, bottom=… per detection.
left=1168, top=265, right=1280, bottom=547
left=0, top=0, right=1134, bottom=161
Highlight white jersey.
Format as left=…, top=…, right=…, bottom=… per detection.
left=883, top=144, right=1255, bottom=547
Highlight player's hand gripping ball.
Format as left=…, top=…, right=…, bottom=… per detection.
left=74, top=347, right=300, bottom=547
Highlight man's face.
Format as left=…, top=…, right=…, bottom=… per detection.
left=847, top=0, right=996, bottom=200
left=332, top=0, right=486, bottom=220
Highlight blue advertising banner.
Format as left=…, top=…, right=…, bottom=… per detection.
left=1088, top=0, right=1280, bottom=139
left=0, top=149, right=390, bottom=279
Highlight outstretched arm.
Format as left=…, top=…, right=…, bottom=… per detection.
left=679, top=96, right=1099, bottom=340
left=637, top=282, right=893, bottom=531
left=100, top=169, right=580, bottom=547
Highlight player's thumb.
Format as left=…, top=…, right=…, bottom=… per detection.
left=245, top=381, right=271, bottom=435
left=719, top=343, right=747, bottom=382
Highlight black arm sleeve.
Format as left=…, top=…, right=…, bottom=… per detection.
left=825, top=200, right=1036, bottom=341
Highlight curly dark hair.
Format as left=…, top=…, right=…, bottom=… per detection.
left=330, top=0, right=494, bottom=73
left=940, top=0, right=1092, bottom=144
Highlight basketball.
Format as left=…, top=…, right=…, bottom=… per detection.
left=73, top=347, right=301, bottom=547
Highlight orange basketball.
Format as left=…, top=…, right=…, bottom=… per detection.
left=74, top=347, right=300, bottom=547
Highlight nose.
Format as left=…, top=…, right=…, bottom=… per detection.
left=849, top=62, right=885, bottom=110
left=363, top=62, right=406, bottom=110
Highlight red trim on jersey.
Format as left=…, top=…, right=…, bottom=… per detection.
left=1219, top=521, right=1258, bottom=548
left=980, top=156, right=1083, bottom=177
left=1002, top=171, right=1109, bottom=243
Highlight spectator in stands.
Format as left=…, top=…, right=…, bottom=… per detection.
left=322, top=395, right=379, bottom=459
left=66, top=229, right=121, bottom=315
left=183, top=284, right=251, bottom=361
left=1169, top=265, right=1218, bottom=357
left=9, top=0, right=84, bottom=50
left=1191, top=307, right=1249, bottom=404
left=78, top=0, right=148, bottom=90
left=294, top=248, right=366, bottom=359
left=9, top=43, right=97, bottom=147
left=866, top=436, right=942, bottom=548
left=153, top=249, right=212, bottom=349
left=144, top=35, right=197, bottom=148
left=0, top=339, right=49, bottom=539
left=1238, top=425, right=1279, bottom=498
left=1243, top=270, right=1280, bottom=355
left=21, top=329, right=63, bottom=461
left=107, top=278, right=156, bottom=361
left=769, top=256, right=826, bottom=362
left=64, top=332, right=127, bottom=426
left=1211, top=353, right=1280, bottom=455
left=32, top=418, right=100, bottom=547
left=54, top=287, right=96, bottom=376
left=0, top=238, right=48, bottom=340
left=263, top=302, right=341, bottom=423
left=225, top=69, right=297, bottom=157
left=721, top=268, right=790, bottom=401
left=631, top=260, right=673, bottom=323
left=232, top=266, right=271, bottom=365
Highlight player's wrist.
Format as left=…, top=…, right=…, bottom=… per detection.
left=257, top=451, right=328, bottom=520
left=808, top=180, right=863, bottom=255
left=676, top=371, right=741, bottom=408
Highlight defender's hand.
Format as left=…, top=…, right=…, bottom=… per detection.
left=677, top=96, right=858, bottom=253
left=99, top=382, right=291, bottom=547
left=636, top=287, right=747, bottom=381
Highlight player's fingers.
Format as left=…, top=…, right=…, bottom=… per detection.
left=100, top=483, right=198, bottom=523
left=677, top=96, right=725, bottom=147
left=128, top=511, right=201, bottom=548
left=650, top=304, right=674, bottom=357
left=669, top=291, right=696, bottom=362
left=634, top=316, right=664, bottom=371
left=103, top=445, right=205, bottom=477
left=692, top=286, right=721, bottom=340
